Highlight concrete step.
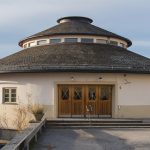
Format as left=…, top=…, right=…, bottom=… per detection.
left=47, top=125, right=150, bottom=129
left=46, top=119, right=150, bottom=128
left=47, top=122, right=150, bottom=126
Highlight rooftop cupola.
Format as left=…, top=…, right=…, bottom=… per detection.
left=57, top=16, right=93, bottom=24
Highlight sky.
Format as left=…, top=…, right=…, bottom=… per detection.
left=0, top=0, right=150, bottom=58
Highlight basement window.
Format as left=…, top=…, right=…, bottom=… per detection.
left=3, top=88, right=17, bottom=103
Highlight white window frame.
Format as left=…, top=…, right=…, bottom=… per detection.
left=3, top=87, right=17, bottom=104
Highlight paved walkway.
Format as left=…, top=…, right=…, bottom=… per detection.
left=31, top=128, right=150, bottom=150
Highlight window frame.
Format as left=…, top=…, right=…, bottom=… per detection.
left=3, top=87, right=17, bottom=104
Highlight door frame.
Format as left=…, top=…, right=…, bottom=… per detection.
left=57, top=83, right=116, bottom=118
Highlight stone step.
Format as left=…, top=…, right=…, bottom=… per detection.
left=46, top=119, right=150, bottom=128
left=47, top=120, right=143, bottom=123
left=47, top=122, right=150, bottom=126
left=47, top=125, right=150, bottom=129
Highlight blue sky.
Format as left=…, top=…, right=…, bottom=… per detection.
left=0, top=0, right=150, bottom=58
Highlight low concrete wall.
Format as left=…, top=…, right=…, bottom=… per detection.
left=1, top=118, right=46, bottom=150
left=0, top=129, right=17, bottom=140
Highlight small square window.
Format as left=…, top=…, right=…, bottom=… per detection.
left=3, top=88, right=17, bottom=103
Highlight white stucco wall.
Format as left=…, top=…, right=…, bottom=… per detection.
left=0, top=72, right=150, bottom=125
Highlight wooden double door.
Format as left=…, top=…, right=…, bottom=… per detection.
left=58, top=84, right=112, bottom=118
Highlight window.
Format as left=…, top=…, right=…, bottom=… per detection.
left=81, top=38, right=93, bottom=43
left=88, top=87, right=96, bottom=100
left=120, top=43, right=125, bottom=48
left=24, top=44, right=28, bottom=48
left=96, top=39, right=108, bottom=44
left=74, top=87, right=82, bottom=100
left=50, top=39, right=61, bottom=43
left=100, top=86, right=110, bottom=100
left=37, top=40, right=47, bottom=45
left=61, top=87, right=69, bottom=100
left=64, top=38, right=78, bottom=43
left=3, top=88, right=17, bottom=103
left=28, top=42, right=35, bottom=47
left=109, top=41, right=118, bottom=46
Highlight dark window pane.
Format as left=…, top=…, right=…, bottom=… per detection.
left=64, top=38, right=78, bottom=43
left=109, top=41, right=118, bottom=46
left=89, top=87, right=96, bottom=100
left=11, top=94, right=16, bottom=97
left=4, top=98, right=9, bottom=102
left=81, top=38, right=93, bottom=43
left=11, top=98, right=16, bottom=102
left=11, top=89, right=16, bottom=93
left=101, top=86, right=110, bottom=100
left=4, top=94, right=9, bottom=97
left=50, top=39, right=61, bottom=43
left=4, top=89, right=9, bottom=93
left=61, top=87, right=69, bottom=100
left=74, top=87, right=82, bottom=100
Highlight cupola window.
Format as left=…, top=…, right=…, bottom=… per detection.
left=24, top=44, right=27, bottom=48
left=64, top=38, right=78, bottom=43
left=81, top=38, right=93, bottom=43
left=28, top=42, right=35, bottom=47
left=37, top=40, right=47, bottom=45
left=96, top=39, right=108, bottom=44
left=109, top=41, right=118, bottom=46
left=50, top=38, right=61, bottom=43
left=120, top=43, right=125, bottom=48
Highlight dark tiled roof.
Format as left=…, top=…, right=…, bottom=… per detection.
left=0, top=43, right=150, bottom=74
left=19, top=20, right=132, bottom=46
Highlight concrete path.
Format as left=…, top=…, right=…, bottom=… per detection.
left=31, top=128, right=150, bottom=150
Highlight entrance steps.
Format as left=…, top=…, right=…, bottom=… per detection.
left=46, top=119, right=150, bottom=128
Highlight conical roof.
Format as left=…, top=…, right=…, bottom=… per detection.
left=0, top=43, right=150, bottom=73
left=1, top=16, right=149, bottom=74
left=19, top=16, right=132, bottom=47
